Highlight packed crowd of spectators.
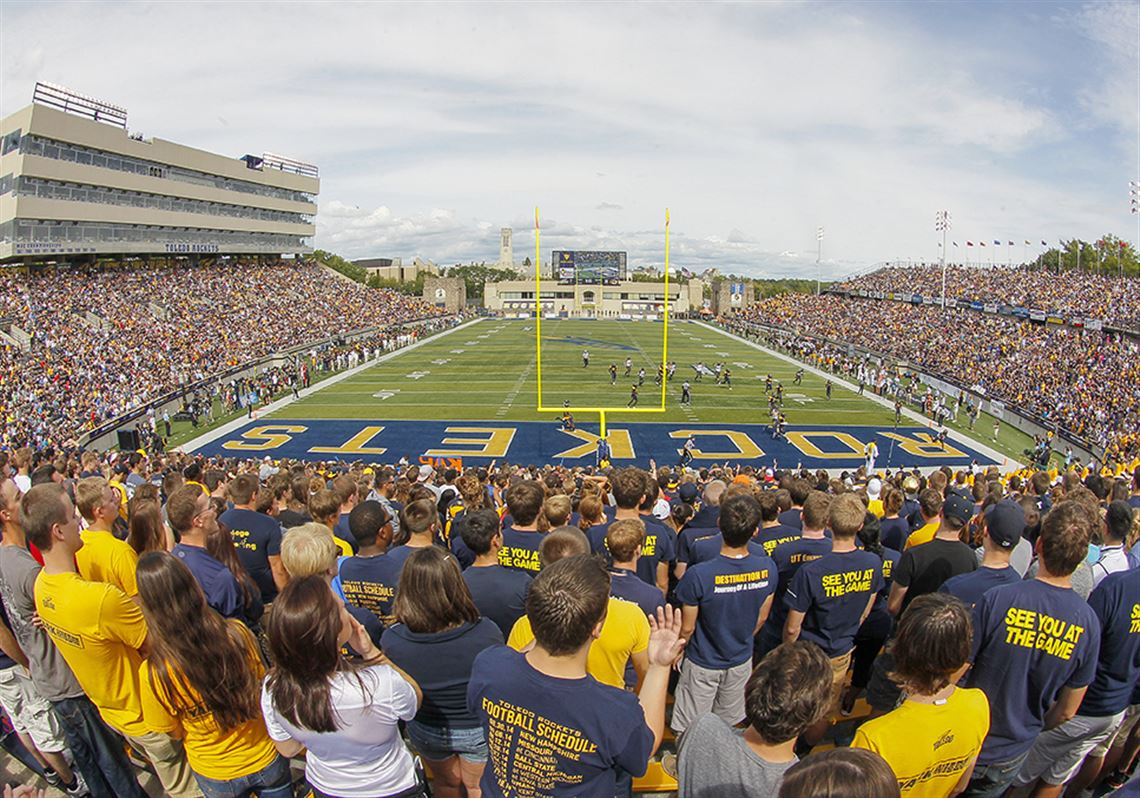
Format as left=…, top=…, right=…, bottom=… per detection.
left=736, top=294, right=1140, bottom=464
left=838, top=265, right=1140, bottom=331
left=0, top=260, right=441, bottom=450
left=1, top=448, right=1138, bottom=798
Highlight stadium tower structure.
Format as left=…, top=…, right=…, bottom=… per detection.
left=0, top=83, right=318, bottom=264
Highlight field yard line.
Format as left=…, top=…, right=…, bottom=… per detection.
left=693, top=321, right=1020, bottom=470
left=498, top=353, right=538, bottom=416
left=181, top=317, right=484, bottom=453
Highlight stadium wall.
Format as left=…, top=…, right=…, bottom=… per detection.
left=484, top=278, right=703, bottom=317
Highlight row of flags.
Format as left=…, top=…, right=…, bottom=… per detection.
left=943, top=239, right=1128, bottom=249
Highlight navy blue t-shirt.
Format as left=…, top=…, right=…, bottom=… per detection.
left=333, top=512, right=359, bottom=553
left=338, top=553, right=404, bottom=623
left=777, top=508, right=803, bottom=530
left=497, top=528, right=545, bottom=575
left=968, top=579, right=1101, bottom=765
left=675, top=526, right=719, bottom=564
left=382, top=618, right=503, bottom=729
left=786, top=549, right=884, bottom=657
left=939, top=566, right=1021, bottom=608
left=172, top=543, right=242, bottom=620
left=754, top=523, right=801, bottom=557
left=879, top=517, right=910, bottom=552
left=1079, top=569, right=1140, bottom=717
left=675, top=552, right=778, bottom=669
left=609, top=567, right=666, bottom=617
left=689, top=505, right=720, bottom=530
left=469, top=646, right=653, bottom=797
left=635, top=516, right=677, bottom=587
left=763, top=536, right=833, bottom=635
left=463, top=565, right=532, bottom=639
left=343, top=604, right=384, bottom=660
left=688, top=534, right=767, bottom=566
left=450, top=533, right=477, bottom=570
left=218, top=507, right=283, bottom=603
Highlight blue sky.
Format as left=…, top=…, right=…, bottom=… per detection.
left=2, top=1, right=1137, bottom=279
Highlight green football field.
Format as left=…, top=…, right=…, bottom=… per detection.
left=272, top=319, right=898, bottom=426
left=171, top=317, right=1044, bottom=464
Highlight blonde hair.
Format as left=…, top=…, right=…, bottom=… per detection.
left=75, top=477, right=109, bottom=522
left=280, top=523, right=338, bottom=579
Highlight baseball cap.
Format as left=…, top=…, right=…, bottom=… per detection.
left=941, top=490, right=975, bottom=526
left=902, top=476, right=920, bottom=494
left=678, top=483, right=699, bottom=503
left=984, top=500, right=1026, bottom=549
left=417, top=464, right=434, bottom=481
left=866, top=478, right=882, bottom=500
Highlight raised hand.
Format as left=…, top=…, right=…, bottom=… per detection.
left=645, top=605, right=686, bottom=668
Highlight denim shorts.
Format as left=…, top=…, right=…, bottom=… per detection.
left=407, top=719, right=488, bottom=763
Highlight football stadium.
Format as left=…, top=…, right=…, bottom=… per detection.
left=2, top=5, right=1140, bottom=797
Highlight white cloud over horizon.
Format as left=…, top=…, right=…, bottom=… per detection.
left=2, top=1, right=1136, bottom=278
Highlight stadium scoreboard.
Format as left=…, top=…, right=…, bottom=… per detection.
left=552, top=250, right=627, bottom=285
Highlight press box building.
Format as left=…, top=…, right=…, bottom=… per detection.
left=0, top=83, right=318, bottom=263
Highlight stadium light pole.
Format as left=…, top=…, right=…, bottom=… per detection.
left=815, top=226, right=824, bottom=295
left=935, top=210, right=951, bottom=308
left=1131, top=180, right=1139, bottom=214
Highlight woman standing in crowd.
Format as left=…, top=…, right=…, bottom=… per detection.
left=778, top=748, right=901, bottom=798
left=381, top=548, right=503, bottom=798
left=135, top=552, right=293, bottom=798
left=128, top=495, right=174, bottom=555
left=262, top=576, right=424, bottom=798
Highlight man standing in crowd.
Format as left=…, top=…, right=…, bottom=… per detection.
left=940, top=499, right=1023, bottom=608
left=459, top=508, right=532, bottom=638
left=23, top=484, right=201, bottom=798
left=497, top=482, right=547, bottom=575
left=336, top=500, right=401, bottom=625
left=167, top=486, right=244, bottom=620
left=218, top=474, right=287, bottom=604
left=756, top=492, right=834, bottom=660
left=74, top=477, right=139, bottom=598
left=963, top=501, right=1102, bottom=798
left=470, top=555, right=683, bottom=798
left=1, top=479, right=139, bottom=797
left=677, top=642, right=833, bottom=798
left=784, top=494, right=883, bottom=746
left=673, top=495, right=777, bottom=736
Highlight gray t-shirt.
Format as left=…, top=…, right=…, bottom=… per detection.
left=0, top=545, right=84, bottom=702
left=677, top=713, right=796, bottom=798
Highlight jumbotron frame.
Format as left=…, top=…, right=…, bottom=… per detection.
left=532, top=208, right=672, bottom=438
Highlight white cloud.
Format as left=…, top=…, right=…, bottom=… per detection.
left=1, top=1, right=1134, bottom=275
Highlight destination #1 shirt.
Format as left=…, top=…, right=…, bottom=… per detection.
left=785, top=549, right=884, bottom=657
left=469, top=646, right=653, bottom=798
left=498, top=528, right=546, bottom=575
left=967, top=579, right=1100, bottom=765
left=675, top=552, right=777, bottom=670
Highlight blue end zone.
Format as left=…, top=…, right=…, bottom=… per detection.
left=192, top=420, right=1000, bottom=471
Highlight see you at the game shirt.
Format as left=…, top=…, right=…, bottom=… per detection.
left=967, top=579, right=1100, bottom=765
left=785, top=549, right=884, bottom=657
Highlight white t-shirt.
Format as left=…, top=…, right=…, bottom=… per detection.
left=261, top=664, right=418, bottom=797
left=13, top=475, right=30, bottom=494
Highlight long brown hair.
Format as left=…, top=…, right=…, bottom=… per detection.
left=136, top=552, right=261, bottom=732
left=207, top=501, right=260, bottom=610
left=127, top=498, right=167, bottom=555
left=393, top=547, right=480, bottom=634
left=266, top=576, right=362, bottom=733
